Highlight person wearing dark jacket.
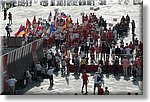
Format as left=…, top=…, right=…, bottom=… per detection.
left=105, top=44, right=110, bottom=60
left=126, top=14, right=130, bottom=26
left=4, top=8, right=7, bottom=20
left=113, top=56, right=119, bottom=75
left=131, top=20, right=136, bottom=34
left=101, top=42, right=106, bottom=60
left=115, top=46, right=121, bottom=57
left=5, top=24, right=10, bottom=38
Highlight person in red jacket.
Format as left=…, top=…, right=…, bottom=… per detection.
left=98, top=85, right=104, bottom=95
left=81, top=71, right=89, bottom=94
left=128, top=42, right=134, bottom=54
left=138, top=41, right=143, bottom=52
left=90, top=45, right=95, bottom=62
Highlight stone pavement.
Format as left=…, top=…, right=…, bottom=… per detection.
left=16, top=72, right=142, bottom=95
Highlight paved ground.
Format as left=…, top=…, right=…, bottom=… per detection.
left=16, top=72, right=143, bottom=95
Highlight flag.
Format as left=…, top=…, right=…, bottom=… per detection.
left=66, top=17, right=71, bottom=23
left=32, top=15, right=36, bottom=25
left=26, top=18, right=31, bottom=29
left=35, top=23, right=42, bottom=34
left=14, top=25, right=27, bottom=37
left=14, top=25, right=23, bottom=36
left=48, top=11, right=52, bottom=22
left=26, top=18, right=31, bottom=33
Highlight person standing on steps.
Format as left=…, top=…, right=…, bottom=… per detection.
left=131, top=20, right=136, bottom=45
left=4, top=8, right=7, bottom=20
left=8, top=12, right=12, bottom=25
left=5, top=24, right=10, bottom=38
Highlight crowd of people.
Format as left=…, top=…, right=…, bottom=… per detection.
left=5, top=9, right=142, bottom=95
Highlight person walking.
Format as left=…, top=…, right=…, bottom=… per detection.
left=47, top=66, right=55, bottom=85
left=81, top=71, right=89, bottom=94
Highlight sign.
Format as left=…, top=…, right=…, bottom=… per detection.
left=113, top=18, right=117, bottom=21
left=94, top=7, right=100, bottom=11
left=80, top=13, right=85, bottom=16
left=43, top=19, right=47, bottom=22
left=109, top=23, right=113, bottom=27
left=38, top=18, right=42, bottom=21
left=90, top=7, right=94, bottom=10
left=54, top=8, right=58, bottom=12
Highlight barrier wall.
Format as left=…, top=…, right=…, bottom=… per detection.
left=69, top=64, right=123, bottom=73
left=1, top=38, right=44, bottom=93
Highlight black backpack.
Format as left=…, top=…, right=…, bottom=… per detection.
left=97, top=75, right=101, bottom=82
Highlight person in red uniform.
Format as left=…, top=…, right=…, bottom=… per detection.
left=81, top=71, right=89, bottom=94
left=138, top=41, right=143, bottom=52
left=90, top=45, right=95, bottom=62
left=128, top=42, right=134, bottom=53
left=98, top=85, right=104, bottom=95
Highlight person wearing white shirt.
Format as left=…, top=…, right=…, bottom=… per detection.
left=47, top=67, right=55, bottom=85
left=6, top=76, right=17, bottom=94
left=93, top=72, right=101, bottom=95
left=35, top=63, right=42, bottom=79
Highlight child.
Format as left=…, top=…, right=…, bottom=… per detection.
left=104, top=87, right=109, bottom=95
left=98, top=85, right=104, bottom=95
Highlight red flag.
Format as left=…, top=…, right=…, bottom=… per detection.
left=32, top=15, right=36, bottom=25
left=26, top=18, right=31, bottom=33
